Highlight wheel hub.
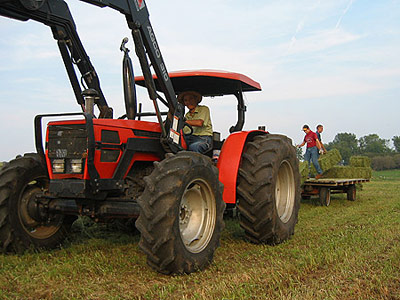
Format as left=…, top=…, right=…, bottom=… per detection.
left=179, top=204, right=191, bottom=225
left=18, top=179, right=63, bottom=239
left=20, top=186, right=44, bottom=227
left=179, top=179, right=216, bottom=253
left=275, top=160, right=295, bottom=223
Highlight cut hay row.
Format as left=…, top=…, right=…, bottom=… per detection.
left=350, top=156, right=371, bottom=168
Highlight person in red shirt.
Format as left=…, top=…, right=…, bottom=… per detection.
left=297, top=124, right=323, bottom=179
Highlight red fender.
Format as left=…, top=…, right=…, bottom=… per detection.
left=217, top=130, right=267, bottom=204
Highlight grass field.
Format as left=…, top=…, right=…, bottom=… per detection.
left=0, top=170, right=399, bottom=299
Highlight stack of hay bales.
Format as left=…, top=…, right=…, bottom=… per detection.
left=349, top=156, right=371, bottom=168
left=299, top=161, right=309, bottom=184
left=322, top=166, right=372, bottom=179
left=310, top=148, right=342, bottom=174
left=322, top=155, right=372, bottom=179
left=299, top=150, right=372, bottom=183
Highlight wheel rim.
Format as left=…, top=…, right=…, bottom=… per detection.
left=326, top=192, right=331, bottom=206
left=18, top=177, right=63, bottom=239
left=179, top=178, right=216, bottom=253
left=275, top=160, right=295, bottom=223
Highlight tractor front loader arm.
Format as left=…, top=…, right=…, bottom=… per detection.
left=1, top=0, right=186, bottom=151
left=0, top=0, right=113, bottom=118
left=81, top=0, right=186, bottom=150
left=83, top=0, right=178, bottom=110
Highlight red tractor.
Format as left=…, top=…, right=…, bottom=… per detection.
left=0, top=0, right=300, bottom=274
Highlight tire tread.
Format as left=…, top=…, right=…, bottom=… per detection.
left=237, top=134, right=301, bottom=244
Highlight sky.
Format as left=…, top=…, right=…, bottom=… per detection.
left=0, top=0, right=399, bottom=161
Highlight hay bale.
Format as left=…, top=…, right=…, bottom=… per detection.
left=310, top=149, right=342, bottom=174
left=299, top=161, right=309, bottom=184
left=319, top=149, right=342, bottom=170
left=322, top=166, right=372, bottom=179
left=350, top=156, right=371, bottom=168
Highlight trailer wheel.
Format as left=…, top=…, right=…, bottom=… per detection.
left=347, top=185, right=356, bottom=201
left=237, top=134, right=301, bottom=244
left=319, top=187, right=331, bottom=206
left=0, top=154, right=74, bottom=252
left=135, top=152, right=225, bottom=274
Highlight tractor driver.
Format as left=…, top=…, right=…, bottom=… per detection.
left=178, top=91, right=213, bottom=154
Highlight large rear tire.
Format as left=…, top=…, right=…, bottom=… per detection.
left=0, top=154, right=74, bottom=252
left=237, top=134, right=300, bottom=244
left=135, top=152, right=225, bottom=274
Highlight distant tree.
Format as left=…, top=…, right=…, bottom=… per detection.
left=359, top=134, right=391, bottom=155
left=394, top=154, right=400, bottom=169
left=393, top=136, right=400, bottom=153
left=325, top=132, right=359, bottom=165
left=371, top=156, right=396, bottom=171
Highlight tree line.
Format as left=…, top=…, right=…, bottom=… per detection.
left=324, top=133, right=400, bottom=171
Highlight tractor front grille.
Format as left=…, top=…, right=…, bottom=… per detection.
left=47, top=124, right=88, bottom=174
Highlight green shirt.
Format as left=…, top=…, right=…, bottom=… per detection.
left=184, top=105, right=213, bottom=136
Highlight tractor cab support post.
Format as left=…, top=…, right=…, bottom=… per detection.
left=230, top=83, right=246, bottom=133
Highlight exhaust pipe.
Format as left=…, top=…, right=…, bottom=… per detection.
left=121, top=37, right=137, bottom=120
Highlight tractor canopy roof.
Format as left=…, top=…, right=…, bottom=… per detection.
left=134, top=70, right=261, bottom=97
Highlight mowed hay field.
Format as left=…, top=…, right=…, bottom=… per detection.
left=0, top=170, right=399, bottom=299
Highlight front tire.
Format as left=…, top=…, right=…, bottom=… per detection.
left=135, top=152, right=225, bottom=274
left=237, top=134, right=300, bottom=244
left=0, top=154, right=74, bottom=252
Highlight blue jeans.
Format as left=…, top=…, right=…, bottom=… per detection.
left=304, top=146, right=323, bottom=175
left=184, top=135, right=212, bottom=153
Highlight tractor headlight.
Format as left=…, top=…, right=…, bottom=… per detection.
left=52, top=159, right=65, bottom=173
left=70, top=159, right=83, bottom=173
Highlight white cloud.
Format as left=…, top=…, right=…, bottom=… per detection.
left=286, top=28, right=361, bottom=55
left=336, top=0, right=355, bottom=29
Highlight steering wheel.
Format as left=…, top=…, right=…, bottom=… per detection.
left=183, top=121, right=194, bottom=135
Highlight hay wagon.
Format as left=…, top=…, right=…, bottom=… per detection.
left=301, top=178, right=370, bottom=206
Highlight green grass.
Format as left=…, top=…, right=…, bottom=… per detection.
left=373, top=169, right=400, bottom=181
left=1, top=170, right=400, bottom=299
